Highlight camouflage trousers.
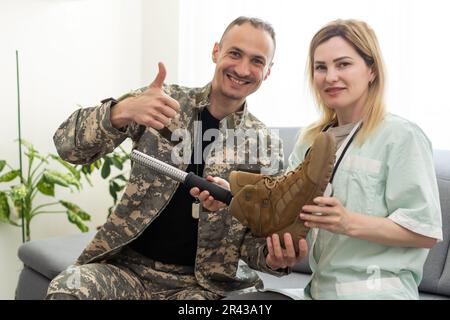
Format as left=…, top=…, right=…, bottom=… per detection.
left=46, top=246, right=222, bottom=300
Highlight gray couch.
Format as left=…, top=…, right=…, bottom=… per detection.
left=15, top=127, right=450, bottom=300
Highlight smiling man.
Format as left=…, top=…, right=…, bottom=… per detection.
left=47, top=17, right=307, bottom=300
left=209, top=19, right=275, bottom=119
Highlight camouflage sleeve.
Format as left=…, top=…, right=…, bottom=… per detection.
left=53, top=100, right=145, bottom=164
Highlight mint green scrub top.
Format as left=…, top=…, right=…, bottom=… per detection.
left=287, top=114, right=443, bottom=299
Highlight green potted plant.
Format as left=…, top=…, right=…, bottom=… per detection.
left=0, top=51, right=130, bottom=242
left=77, top=146, right=130, bottom=217
left=0, top=141, right=92, bottom=242
left=0, top=142, right=130, bottom=242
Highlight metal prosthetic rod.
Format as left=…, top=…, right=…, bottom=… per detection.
left=131, top=150, right=233, bottom=205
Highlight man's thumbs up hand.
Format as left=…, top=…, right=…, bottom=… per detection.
left=111, top=62, right=180, bottom=130
left=149, top=62, right=166, bottom=89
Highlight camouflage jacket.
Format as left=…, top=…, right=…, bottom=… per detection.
left=53, top=83, right=286, bottom=295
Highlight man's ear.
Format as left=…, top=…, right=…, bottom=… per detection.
left=263, top=62, right=274, bottom=80
left=212, top=42, right=220, bottom=63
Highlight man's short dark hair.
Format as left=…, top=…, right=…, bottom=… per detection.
left=220, top=16, right=276, bottom=51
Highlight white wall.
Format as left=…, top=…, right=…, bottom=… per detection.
left=0, top=0, right=179, bottom=300
left=142, top=0, right=179, bottom=85
left=178, top=0, right=450, bottom=150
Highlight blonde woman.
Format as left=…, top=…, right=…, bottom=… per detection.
left=285, top=19, right=442, bottom=299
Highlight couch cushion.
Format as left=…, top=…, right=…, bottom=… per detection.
left=419, top=291, right=450, bottom=300
left=15, top=266, right=52, bottom=300
left=434, top=149, right=450, bottom=179
left=17, top=232, right=95, bottom=280
left=270, top=127, right=302, bottom=169
left=419, top=149, right=450, bottom=297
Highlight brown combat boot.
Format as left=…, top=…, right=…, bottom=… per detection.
left=228, top=132, right=336, bottom=253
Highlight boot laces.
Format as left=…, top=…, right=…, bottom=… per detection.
left=263, top=163, right=303, bottom=189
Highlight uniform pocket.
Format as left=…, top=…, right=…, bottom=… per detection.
left=334, top=155, right=385, bottom=216
left=342, top=155, right=381, bottom=174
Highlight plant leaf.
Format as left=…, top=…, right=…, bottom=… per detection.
left=112, top=181, right=122, bottom=192
left=113, top=174, right=128, bottom=182
left=10, top=184, right=28, bottom=219
left=109, top=183, right=117, bottom=203
left=66, top=209, right=89, bottom=232
left=20, top=140, right=40, bottom=167
left=108, top=205, right=114, bottom=217
left=59, top=200, right=91, bottom=221
left=0, top=160, right=6, bottom=173
left=81, top=164, right=92, bottom=175
left=19, top=139, right=33, bottom=150
left=83, top=173, right=93, bottom=187
left=36, top=177, right=55, bottom=196
left=94, top=159, right=102, bottom=169
left=0, top=191, right=11, bottom=223
left=25, top=151, right=48, bottom=163
left=0, top=170, right=20, bottom=182
left=44, top=170, right=80, bottom=190
left=10, top=184, right=28, bottom=200
left=50, top=154, right=80, bottom=180
left=110, top=156, right=123, bottom=170
left=101, top=158, right=111, bottom=179
left=43, top=171, right=69, bottom=187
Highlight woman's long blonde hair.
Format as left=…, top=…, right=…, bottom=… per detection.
left=301, top=19, right=386, bottom=145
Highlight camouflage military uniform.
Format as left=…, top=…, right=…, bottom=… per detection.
left=47, top=83, right=285, bottom=300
